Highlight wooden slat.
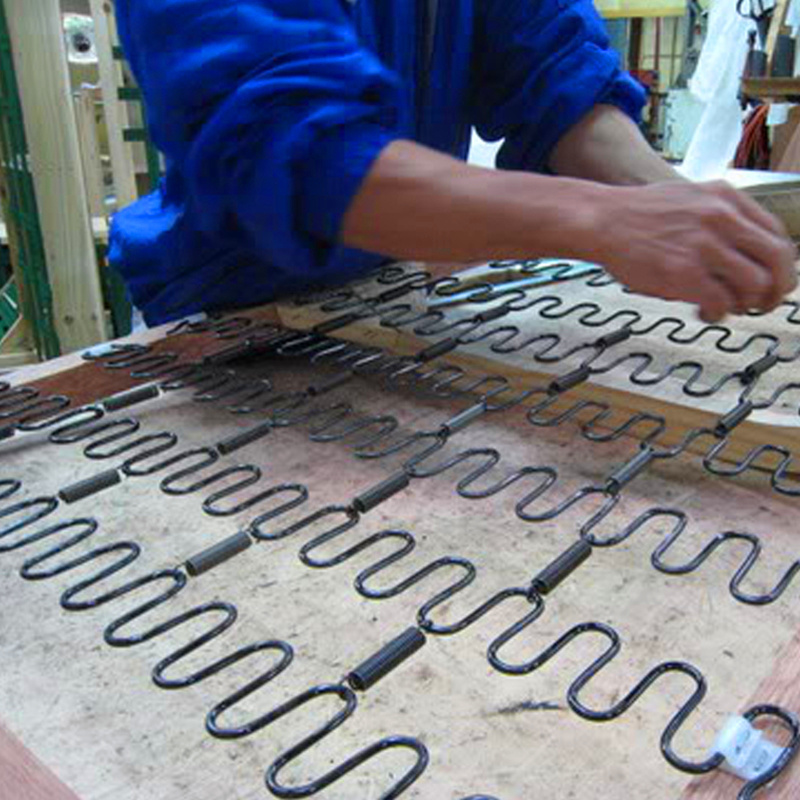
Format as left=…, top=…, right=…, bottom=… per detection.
left=0, top=220, right=109, bottom=247
left=596, top=0, right=686, bottom=18
left=766, top=0, right=793, bottom=76
left=742, top=77, right=800, bottom=101
left=269, top=297, right=800, bottom=472
left=72, top=87, right=105, bottom=220
left=89, top=0, right=138, bottom=211
left=0, top=723, right=82, bottom=800
left=4, top=0, right=106, bottom=352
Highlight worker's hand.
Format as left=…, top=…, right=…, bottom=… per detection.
left=593, top=180, right=798, bottom=322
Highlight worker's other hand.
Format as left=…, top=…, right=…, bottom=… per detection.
left=594, top=180, right=798, bottom=322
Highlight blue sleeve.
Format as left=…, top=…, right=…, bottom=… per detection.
left=115, top=0, right=401, bottom=276
left=472, top=0, right=647, bottom=172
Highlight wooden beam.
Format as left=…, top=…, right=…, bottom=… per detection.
left=5, top=0, right=107, bottom=352
left=89, top=0, right=138, bottom=212
left=766, top=0, right=793, bottom=77
left=742, top=77, right=800, bottom=102
left=0, top=220, right=109, bottom=247
left=0, top=723, right=83, bottom=800
left=596, top=0, right=686, bottom=18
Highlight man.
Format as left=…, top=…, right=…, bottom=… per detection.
left=110, top=0, right=797, bottom=327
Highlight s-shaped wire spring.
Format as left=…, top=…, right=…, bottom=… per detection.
left=269, top=263, right=800, bottom=404
left=6, top=315, right=800, bottom=608
left=26, top=331, right=800, bottom=608
left=0, top=484, right=429, bottom=799
left=222, top=481, right=800, bottom=797
left=6, top=392, right=800, bottom=788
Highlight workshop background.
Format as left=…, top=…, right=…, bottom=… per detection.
left=3, top=2, right=800, bottom=800
left=3, top=0, right=800, bottom=364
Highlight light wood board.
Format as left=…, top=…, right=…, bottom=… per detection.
left=5, top=0, right=106, bottom=351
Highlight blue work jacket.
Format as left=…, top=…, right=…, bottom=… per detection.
left=110, top=0, right=645, bottom=324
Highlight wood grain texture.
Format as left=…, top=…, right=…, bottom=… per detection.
left=5, top=0, right=106, bottom=351
left=0, top=724, right=82, bottom=800
left=73, top=88, right=106, bottom=221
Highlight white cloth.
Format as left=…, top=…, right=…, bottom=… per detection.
left=681, top=0, right=755, bottom=179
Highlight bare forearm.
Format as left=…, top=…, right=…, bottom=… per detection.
left=549, top=104, right=680, bottom=185
left=340, top=137, right=795, bottom=323
left=341, top=139, right=607, bottom=267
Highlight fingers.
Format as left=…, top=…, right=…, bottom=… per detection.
left=642, top=266, right=738, bottom=323
left=703, top=238, right=770, bottom=311
left=708, top=181, right=788, bottom=238
left=702, top=182, right=798, bottom=309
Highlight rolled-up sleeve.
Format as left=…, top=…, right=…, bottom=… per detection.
left=118, top=0, right=401, bottom=277
left=472, top=0, right=646, bottom=172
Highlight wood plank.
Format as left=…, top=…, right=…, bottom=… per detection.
left=742, top=77, right=800, bottom=101
left=596, top=0, right=686, bottom=18
left=3, top=344, right=800, bottom=799
left=5, top=0, right=107, bottom=352
left=0, top=220, right=109, bottom=247
left=766, top=0, right=793, bottom=77
left=89, top=0, right=138, bottom=212
left=73, top=87, right=105, bottom=220
left=681, top=631, right=800, bottom=799
left=269, top=289, right=800, bottom=472
left=0, top=316, right=37, bottom=370
left=0, top=723, right=82, bottom=800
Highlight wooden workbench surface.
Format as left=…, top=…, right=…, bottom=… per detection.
left=2, top=303, right=800, bottom=800
left=4, top=263, right=800, bottom=799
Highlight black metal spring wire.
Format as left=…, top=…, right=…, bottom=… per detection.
left=3, top=321, right=800, bottom=608
left=0, top=479, right=430, bottom=800
left=277, top=262, right=800, bottom=405
left=2, top=263, right=800, bottom=794
left=1, top=472, right=797, bottom=799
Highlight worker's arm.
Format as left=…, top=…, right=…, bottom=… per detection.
left=342, top=140, right=797, bottom=322
left=549, top=104, right=681, bottom=185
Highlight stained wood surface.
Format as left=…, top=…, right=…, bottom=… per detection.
left=0, top=723, right=81, bottom=800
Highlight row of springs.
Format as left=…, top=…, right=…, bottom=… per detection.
left=1, top=261, right=800, bottom=795
left=288, top=260, right=800, bottom=407
left=1, top=348, right=799, bottom=794
left=2, top=314, right=800, bottom=609
left=2, top=413, right=798, bottom=799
